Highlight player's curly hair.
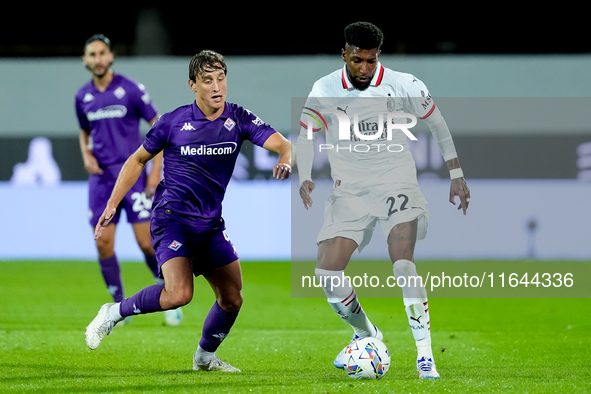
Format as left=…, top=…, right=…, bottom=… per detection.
left=189, top=50, right=227, bottom=81
left=344, top=22, right=384, bottom=50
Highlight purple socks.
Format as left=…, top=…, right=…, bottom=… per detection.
left=98, top=255, right=124, bottom=302
left=119, top=284, right=164, bottom=316
left=199, top=302, right=239, bottom=352
left=99, top=254, right=161, bottom=303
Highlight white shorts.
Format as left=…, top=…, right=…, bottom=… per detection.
left=317, top=183, right=429, bottom=252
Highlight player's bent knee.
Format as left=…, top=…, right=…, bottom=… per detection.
left=96, top=243, right=115, bottom=259
left=171, top=292, right=193, bottom=308
left=217, top=294, right=243, bottom=312
left=163, top=284, right=193, bottom=308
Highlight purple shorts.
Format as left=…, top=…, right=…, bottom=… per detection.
left=150, top=210, right=239, bottom=277
left=88, top=171, right=151, bottom=227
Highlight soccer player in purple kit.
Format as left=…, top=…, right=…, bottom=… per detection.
left=75, top=34, right=182, bottom=327
left=85, top=50, right=292, bottom=372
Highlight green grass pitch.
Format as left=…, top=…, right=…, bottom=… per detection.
left=1, top=260, right=589, bottom=393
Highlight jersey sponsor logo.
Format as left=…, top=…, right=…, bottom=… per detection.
left=87, top=105, right=127, bottom=121
left=420, top=90, right=433, bottom=112
left=245, top=109, right=265, bottom=127
left=251, top=116, right=264, bottom=127
left=180, top=142, right=237, bottom=156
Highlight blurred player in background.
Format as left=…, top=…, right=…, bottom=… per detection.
left=75, top=34, right=182, bottom=327
left=296, top=22, right=470, bottom=379
left=85, top=50, right=292, bottom=372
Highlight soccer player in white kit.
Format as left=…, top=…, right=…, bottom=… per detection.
left=296, top=22, right=471, bottom=379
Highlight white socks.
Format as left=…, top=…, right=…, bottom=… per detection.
left=393, top=259, right=434, bottom=359
left=404, top=298, right=431, bottom=342
left=416, top=336, right=434, bottom=360
left=315, top=261, right=434, bottom=361
left=315, top=268, right=375, bottom=337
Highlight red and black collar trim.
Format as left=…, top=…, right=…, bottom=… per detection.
left=374, top=64, right=384, bottom=86
left=341, top=69, right=349, bottom=89
left=342, top=63, right=385, bottom=90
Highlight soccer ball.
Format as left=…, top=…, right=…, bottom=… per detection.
left=344, top=337, right=391, bottom=380
left=164, top=308, right=183, bottom=327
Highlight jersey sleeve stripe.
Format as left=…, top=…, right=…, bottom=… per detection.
left=418, top=104, right=436, bottom=119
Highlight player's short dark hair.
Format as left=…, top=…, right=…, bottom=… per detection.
left=344, top=22, right=384, bottom=50
left=189, top=50, right=227, bottom=81
left=84, top=34, right=112, bottom=53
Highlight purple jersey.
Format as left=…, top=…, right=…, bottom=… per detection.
left=144, top=101, right=277, bottom=230
left=75, top=73, right=158, bottom=179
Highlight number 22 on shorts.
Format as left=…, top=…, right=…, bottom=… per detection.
left=386, top=194, right=409, bottom=216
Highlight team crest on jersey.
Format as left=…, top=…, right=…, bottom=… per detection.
left=114, top=86, right=126, bottom=99
left=168, top=240, right=183, bottom=251
left=224, top=118, right=236, bottom=131
left=387, top=95, right=395, bottom=112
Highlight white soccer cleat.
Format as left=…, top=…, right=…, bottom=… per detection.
left=193, top=355, right=241, bottom=372
left=334, top=325, right=383, bottom=369
left=164, top=308, right=183, bottom=326
left=417, top=356, right=440, bottom=379
left=85, top=302, right=119, bottom=350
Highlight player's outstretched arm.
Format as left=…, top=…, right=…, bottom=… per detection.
left=94, top=146, right=156, bottom=239
left=446, top=157, right=470, bottom=215
left=262, top=132, right=292, bottom=180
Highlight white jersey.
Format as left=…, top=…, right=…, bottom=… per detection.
left=298, top=62, right=436, bottom=187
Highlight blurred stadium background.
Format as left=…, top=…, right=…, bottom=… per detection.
left=1, top=7, right=590, bottom=261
